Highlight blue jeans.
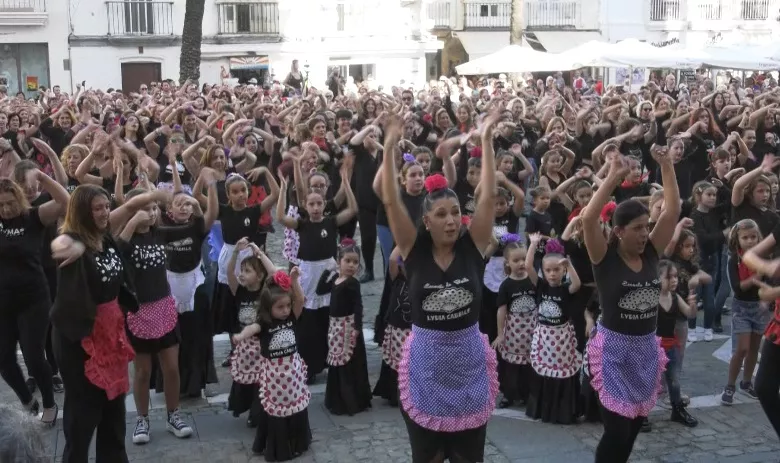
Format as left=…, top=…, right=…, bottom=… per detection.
left=378, top=224, right=394, bottom=272
left=695, top=247, right=730, bottom=330
left=664, top=345, right=683, bottom=406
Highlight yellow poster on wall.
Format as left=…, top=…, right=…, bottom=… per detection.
left=26, top=76, right=38, bottom=91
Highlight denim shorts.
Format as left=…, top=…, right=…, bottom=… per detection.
left=731, top=299, right=770, bottom=338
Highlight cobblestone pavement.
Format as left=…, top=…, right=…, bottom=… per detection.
left=7, top=221, right=780, bottom=461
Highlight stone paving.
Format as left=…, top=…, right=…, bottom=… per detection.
left=8, top=221, right=780, bottom=462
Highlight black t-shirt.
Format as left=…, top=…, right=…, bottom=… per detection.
left=656, top=294, right=680, bottom=339
left=157, top=156, right=192, bottom=186
left=728, top=253, right=760, bottom=302
left=594, top=241, right=660, bottom=336
left=0, top=207, right=49, bottom=305
left=235, top=285, right=262, bottom=327
left=405, top=232, right=484, bottom=331
left=454, top=178, right=476, bottom=216
left=537, top=280, right=572, bottom=326
left=118, top=228, right=170, bottom=304
left=613, top=182, right=652, bottom=204
left=31, top=193, right=57, bottom=272
left=386, top=274, right=412, bottom=328
left=90, top=236, right=124, bottom=304
left=670, top=255, right=698, bottom=301
left=261, top=315, right=298, bottom=359
left=525, top=210, right=553, bottom=257
left=295, top=216, right=338, bottom=261
left=732, top=201, right=779, bottom=240
left=317, top=273, right=363, bottom=327
left=377, top=190, right=426, bottom=227
left=496, top=276, right=537, bottom=314
left=219, top=204, right=262, bottom=245
left=563, top=238, right=594, bottom=284
left=351, top=142, right=380, bottom=211
left=66, top=176, right=80, bottom=194
left=159, top=216, right=208, bottom=273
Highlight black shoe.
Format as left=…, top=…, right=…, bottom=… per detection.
left=24, top=398, right=40, bottom=416
left=387, top=396, right=398, bottom=407
left=640, top=417, right=652, bottom=433
left=713, top=321, right=723, bottom=333
left=359, top=271, right=374, bottom=283
left=52, top=376, right=64, bottom=393
left=25, top=378, right=37, bottom=395
left=221, top=355, right=231, bottom=368
left=498, top=397, right=514, bottom=408
left=306, top=374, right=317, bottom=385
left=41, top=403, right=58, bottom=428
left=671, top=404, right=698, bottom=427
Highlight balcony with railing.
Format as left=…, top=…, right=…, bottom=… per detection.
left=217, top=1, right=279, bottom=35
left=106, top=1, right=174, bottom=37
left=314, top=1, right=410, bottom=38
left=459, top=0, right=597, bottom=30
left=650, top=0, right=779, bottom=25
left=0, top=0, right=47, bottom=26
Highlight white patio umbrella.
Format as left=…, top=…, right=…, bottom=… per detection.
left=455, top=45, right=567, bottom=75
left=698, top=45, right=780, bottom=70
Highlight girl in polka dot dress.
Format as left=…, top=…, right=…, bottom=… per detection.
left=232, top=269, right=312, bottom=461
left=492, top=240, right=537, bottom=408
left=524, top=233, right=582, bottom=424
left=227, top=237, right=278, bottom=426
left=315, top=238, right=372, bottom=415
left=112, top=188, right=194, bottom=444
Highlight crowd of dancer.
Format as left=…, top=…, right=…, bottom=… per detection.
left=3, top=66, right=780, bottom=463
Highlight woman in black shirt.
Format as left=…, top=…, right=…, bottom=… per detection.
left=50, top=185, right=137, bottom=462
left=379, top=113, right=499, bottom=462
left=0, top=172, right=69, bottom=428
left=582, top=146, right=680, bottom=463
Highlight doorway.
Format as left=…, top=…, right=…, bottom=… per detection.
left=121, top=62, right=162, bottom=93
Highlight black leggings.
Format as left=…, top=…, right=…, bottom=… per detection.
left=357, top=208, right=377, bottom=275
left=53, top=328, right=128, bottom=463
left=756, top=340, right=780, bottom=440
left=594, top=404, right=645, bottom=463
left=0, top=299, right=55, bottom=408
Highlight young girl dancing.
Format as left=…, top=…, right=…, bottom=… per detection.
left=111, top=189, right=194, bottom=444
left=656, top=260, right=699, bottom=427
left=316, top=238, right=372, bottom=415
left=232, top=269, right=312, bottom=461
left=492, top=239, right=536, bottom=408
left=277, top=167, right=358, bottom=384
left=227, top=237, right=277, bottom=425
left=721, top=219, right=767, bottom=405
left=373, top=246, right=412, bottom=406
left=524, top=234, right=582, bottom=424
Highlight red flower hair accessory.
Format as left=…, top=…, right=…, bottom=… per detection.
left=273, top=271, right=292, bottom=292
left=422, top=113, right=433, bottom=123
left=424, top=174, right=448, bottom=193
left=600, top=201, right=617, bottom=224
left=469, top=147, right=482, bottom=158
left=340, top=237, right=356, bottom=247
left=461, top=216, right=471, bottom=226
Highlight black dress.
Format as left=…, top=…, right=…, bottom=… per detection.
left=373, top=273, right=412, bottom=405
left=316, top=272, right=372, bottom=415
left=253, top=315, right=312, bottom=461
left=227, top=286, right=263, bottom=420
left=495, top=276, right=537, bottom=405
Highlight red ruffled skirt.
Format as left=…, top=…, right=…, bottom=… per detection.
left=81, top=300, right=136, bottom=400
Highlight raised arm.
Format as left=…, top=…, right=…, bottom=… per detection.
left=381, top=115, right=417, bottom=258
left=582, top=156, right=629, bottom=264
left=469, top=113, right=500, bottom=253
left=649, top=145, right=680, bottom=255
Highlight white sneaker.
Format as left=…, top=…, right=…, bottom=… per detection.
left=704, top=328, right=714, bottom=342
left=132, top=416, right=150, bottom=445
left=695, top=326, right=705, bottom=341
left=687, top=331, right=698, bottom=343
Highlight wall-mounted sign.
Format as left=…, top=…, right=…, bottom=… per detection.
left=229, top=56, right=269, bottom=70
left=26, top=76, right=38, bottom=90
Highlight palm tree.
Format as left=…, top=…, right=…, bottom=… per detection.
left=179, top=0, right=206, bottom=84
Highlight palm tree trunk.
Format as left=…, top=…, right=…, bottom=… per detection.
left=510, top=0, right=523, bottom=45
left=179, top=0, right=206, bottom=84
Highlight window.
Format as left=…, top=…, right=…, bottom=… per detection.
left=124, top=0, right=155, bottom=34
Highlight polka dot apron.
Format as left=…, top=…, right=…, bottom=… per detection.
left=530, top=323, right=582, bottom=379
left=259, top=353, right=311, bottom=417
left=231, top=336, right=264, bottom=385
left=499, top=311, right=536, bottom=365
left=326, top=314, right=358, bottom=367
left=381, top=325, right=411, bottom=371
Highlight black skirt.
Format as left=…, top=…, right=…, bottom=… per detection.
left=402, top=409, right=487, bottom=463
left=252, top=407, right=312, bottom=461
left=498, top=358, right=531, bottom=403
left=374, top=270, right=393, bottom=345
left=296, top=307, right=329, bottom=378
left=525, top=369, right=579, bottom=424
left=479, top=287, right=499, bottom=343
left=372, top=361, right=399, bottom=406
left=212, top=282, right=238, bottom=335
left=127, top=324, right=180, bottom=355
left=228, top=382, right=262, bottom=421
left=580, top=370, right=602, bottom=423
left=325, top=335, right=372, bottom=415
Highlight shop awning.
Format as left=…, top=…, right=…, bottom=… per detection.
left=229, top=56, right=269, bottom=70
left=526, top=31, right=604, bottom=53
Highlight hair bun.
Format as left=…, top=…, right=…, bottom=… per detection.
left=544, top=238, right=565, bottom=255
left=340, top=237, right=356, bottom=247
left=424, top=174, right=448, bottom=193
left=402, top=153, right=416, bottom=163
